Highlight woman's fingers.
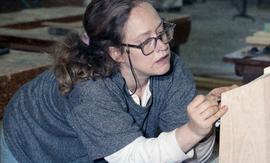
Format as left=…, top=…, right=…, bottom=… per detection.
left=205, top=105, right=228, bottom=124
left=188, top=95, right=206, bottom=111
left=208, top=84, right=238, bottom=97
left=207, top=87, right=226, bottom=97
left=187, top=93, right=229, bottom=137
left=231, top=84, right=239, bottom=89
left=195, top=100, right=218, bottom=114
left=200, top=105, right=219, bottom=120
left=188, top=94, right=224, bottom=119
left=206, top=94, right=220, bottom=102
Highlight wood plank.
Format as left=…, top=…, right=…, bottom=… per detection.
left=0, top=25, right=83, bottom=52
left=0, top=6, right=84, bottom=29
left=219, top=71, right=270, bottom=163
left=246, top=36, right=270, bottom=46
left=254, top=31, right=270, bottom=38
left=0, top=26, right=82, bottom=42
left=42, top=21, right=82, bottom=29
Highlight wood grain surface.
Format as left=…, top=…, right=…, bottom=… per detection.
left=219, top=73, right=270, bottom=163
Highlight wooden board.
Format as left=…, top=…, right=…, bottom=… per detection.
left=246, top=36, right=270, bottom=46
left=0, top=6, right=84, bottom=29
left=246, top=30, right=270, bottom=46
left=0, top=50, right=52, bottom=119
left=0, top=24, right=83, bottom=41
left=254, top=31, right=270, bottom=38
left=0, top=23, right=84, bottom=52
left=219, top=71, right=270, bottom=163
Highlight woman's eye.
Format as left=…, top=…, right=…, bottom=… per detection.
left=140, top=38, right=149, bottom=44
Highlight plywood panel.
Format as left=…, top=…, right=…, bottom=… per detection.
left=219, top=72, right=270, bottom=163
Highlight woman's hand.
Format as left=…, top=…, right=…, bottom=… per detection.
left=187, top=95, right=228, bottom=139
left=175, top=85, right=238, bottom=152
left=207, top=85, right=238, bottom=102
left=187, top=85, right=238, bottom=139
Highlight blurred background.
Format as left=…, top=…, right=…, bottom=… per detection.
left=0, top=0, right=269, bottom=162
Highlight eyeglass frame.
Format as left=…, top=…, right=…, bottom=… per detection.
left=120, top=20, right=176, bottom=56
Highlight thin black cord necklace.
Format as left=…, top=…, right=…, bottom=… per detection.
left=126, top=48, right=139, bottom=96
left=125, top=49, right=151, bottom=134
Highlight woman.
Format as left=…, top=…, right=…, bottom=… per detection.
left=1, top=0, right=232, bottom=162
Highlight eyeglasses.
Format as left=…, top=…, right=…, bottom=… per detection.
left=121, top=21, right=176, bottom=56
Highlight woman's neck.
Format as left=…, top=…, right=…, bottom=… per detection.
left=120, top=68, right=149, bottom=97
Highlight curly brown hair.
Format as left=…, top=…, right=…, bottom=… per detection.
left=51, top=0, right=149, bottom=94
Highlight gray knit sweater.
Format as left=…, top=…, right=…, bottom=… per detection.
left=3, top=54, right=195, bottom=162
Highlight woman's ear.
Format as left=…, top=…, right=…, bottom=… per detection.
left=108, top=47, right=125, bottom=63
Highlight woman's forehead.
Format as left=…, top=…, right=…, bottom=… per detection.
left=123, top=2, right=161, bottom=41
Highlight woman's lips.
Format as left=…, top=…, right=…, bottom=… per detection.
left=156, top=54, right=169, bottom=64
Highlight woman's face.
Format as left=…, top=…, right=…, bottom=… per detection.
left=120, top=2, right=171, bottom=79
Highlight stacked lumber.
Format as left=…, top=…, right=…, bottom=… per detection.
left=246, top=31, right=270, bottom=46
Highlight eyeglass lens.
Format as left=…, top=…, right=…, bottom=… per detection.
left=142, top=23, right=174, bottom=55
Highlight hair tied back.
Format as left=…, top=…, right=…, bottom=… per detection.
left=81, top=33, right=90, bottom=45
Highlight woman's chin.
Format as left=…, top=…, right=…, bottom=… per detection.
left=154, top=64, right=171, bottom=76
